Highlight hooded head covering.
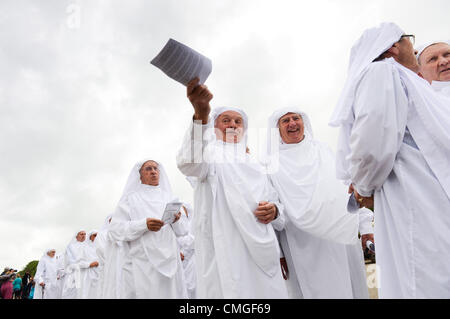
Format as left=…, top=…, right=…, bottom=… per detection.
left=416, top=40, right=450, bottom=62
left=329, top=22, right=404, bottom=127
left=209, top=106, right=249, bottom=147
left=64, top=230, right=87, bottom=266
left=114, top=159, right=180, bottom=278
left=266, top=107, right=314, bottom=156
left=119, top=159, right=173, bottom=202
left=87, top=230, right=98, bottom=240
left=266, top=108, right=359, bottom=244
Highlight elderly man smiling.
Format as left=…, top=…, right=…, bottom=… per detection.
left=176, top=78, right=288, bottom=299
left=265, top=108, right=372, bottom=299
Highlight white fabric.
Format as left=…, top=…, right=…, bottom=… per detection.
left=80, top=230, right=100, bottom=299
left=266, top=107, right=369, bottom=299
left=177, top=203, right=197, bottom=299
left=177, top=107, right=289, bottom=299
left=329, top=22, right=404, bottom=129
left=431, top=80, right=450, bottom=98
left=108, top=159, right=188, bottom=299
left=33, top=249, right=59, bottom=299
left=266, top=107, right=363, bottom=244
left=94, top=214, right=115, bottom=298
left=416, top=40, right=450, bottom=61
left=55, top=253, right=65, bottom=298
left=61, top=231, right=90, bottom=299
left=330, top=22, right=450, bottom=297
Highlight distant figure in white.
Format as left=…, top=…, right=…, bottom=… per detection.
left=81, top=230, right=100, bottom=298
left=108, top=159, right=188, bottom=298
left=176, top=78, right=288, bottom=298
left=329, top=22, right=450, bottom=298
left=33, top=249, right=59, bottom=299
left=265, top=108, right=373, bottom=299
left=177, top=203, right=197, bottom=299
left=55, top=252, right=65, bottom=298
left=416, top=40, right=450, bottom=97
left=61, top=230, right=98, bottom=299
left=95, top=214, right=119, bottom=298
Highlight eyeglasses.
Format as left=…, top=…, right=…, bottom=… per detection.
left=400, top=34, right=415, bottom=45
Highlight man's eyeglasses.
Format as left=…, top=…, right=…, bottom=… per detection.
left=400, top=34, right=415, bottom=45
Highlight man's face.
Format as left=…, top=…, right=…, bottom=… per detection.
left=140, top=160, right=159, bottom=186
left=47, top=250, right=56, bottom=258
left=90, top=233, right=97, bottom=242
left=394, top=36, right=420, bottom=73
left=278, top=113, right=305, bottom=144
left=214, top=111, right=245, bottom=144
left=76, top=231, right=86, bottom=242
left=419, top=43, right=450, bottom=83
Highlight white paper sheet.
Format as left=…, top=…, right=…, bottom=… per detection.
left=161, top=201, right=183, bottom=225
left=150, top=38, right=212, bottom=86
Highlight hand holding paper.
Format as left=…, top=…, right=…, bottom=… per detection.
left=151, top=38, right=212, bottom=86
left=161, top=201, right=184, bottom=225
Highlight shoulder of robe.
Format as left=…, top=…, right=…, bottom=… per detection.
left=362, top=61, right=398, bottom=82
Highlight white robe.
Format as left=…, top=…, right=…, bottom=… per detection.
left=265, top=109, right=370, bottom=298
left=55, top=253, right=65, bottom=298
left=33, top=253, right=59, bottom=299
left=431, top=80, right=450, bottom=98
left=81, top=238, right=100, bottom=299
left=61, top=240, right=91, bottom=299
left=177, top=208, right=197, bottom=299
left=177, top=121, right=289, bottom=299
left=335, top=59, right=450, bottom=298
left=109, top=183, right=188, bottom=299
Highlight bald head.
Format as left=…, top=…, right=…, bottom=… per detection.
left=418, top=42, right=450, bottom=83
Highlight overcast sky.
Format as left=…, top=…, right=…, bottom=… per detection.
left=1, top=0, right=449, bottom=271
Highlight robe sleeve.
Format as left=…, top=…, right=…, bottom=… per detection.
left=170, top=213, right=189, bottom=237
left=349, top=62, right=408, bottom=196
left=267, top=177, right=286, bottom=231
left=109, top=197, right=149, bottom=242
left=176, top=121, right=211, bottom=180
left=358, top=208, right=374, bottom=235
left=34, top=259, right=45, bottom=285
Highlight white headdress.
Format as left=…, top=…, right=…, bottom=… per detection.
left=329, top=22, right=404, bottom=127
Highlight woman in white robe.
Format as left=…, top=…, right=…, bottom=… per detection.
left=33, top=249, right=59, bottom=299
left=329, top=22, right=450, bottom=298
left=265, top=107, right=371, bottom=299
left=176, top=102, right=289, bottom=299
left=108, top=159, right=188, bottom=299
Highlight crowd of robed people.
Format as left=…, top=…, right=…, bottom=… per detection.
left=27, top=22, right=450, bottom=299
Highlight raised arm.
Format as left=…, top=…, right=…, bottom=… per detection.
left=176, top=78, right=214, bottom=180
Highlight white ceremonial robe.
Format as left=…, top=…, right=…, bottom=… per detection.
left=55, top=253, right=65, bottom=298
left=336, top=59, right=450, bottom=298
left=61, top=241, right=90, bottom=299
left=81, top=240, right=100, bottom=299
left=34, top=254, right=59, bottom=299
left=268, top=135, right=369, bottom=299
left=177, top=122, right=289, bottom=299
left=109, top=185, right=188, bottom=299
left=431, top=81, right=450, bottom=98
left=177, top=213, right=197, bottom=299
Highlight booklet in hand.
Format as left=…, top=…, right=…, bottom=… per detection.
left=150, top=38, right=212, bottom=86
left=161, top=201, right=183, bottom=225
